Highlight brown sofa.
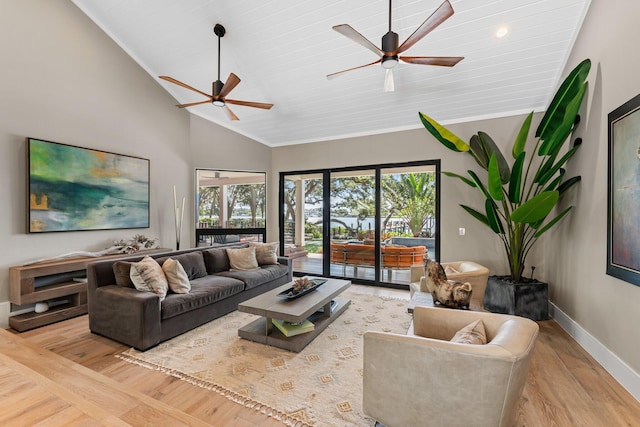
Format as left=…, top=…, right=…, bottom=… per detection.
left=87, top=244, right=292, bottom=350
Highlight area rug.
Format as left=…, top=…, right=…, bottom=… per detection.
left=117, top=290, right=412, bottom=426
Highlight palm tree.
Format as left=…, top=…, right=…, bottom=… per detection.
left=383, top=173, right=435, bottom=237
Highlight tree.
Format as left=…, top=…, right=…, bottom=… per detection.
left=198, top=186, right=219, bottom=225
left=382, top=173, right=436, bottom=237
left=238, top=184, right=265, bottom=226
left=283, top=178, right=323, bottom=224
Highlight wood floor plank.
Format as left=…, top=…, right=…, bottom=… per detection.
left=0, top=330, right=211, bottom=426
left=32, top=407, right=99, bottom=427
left=5, top=284, right=640, bottom=426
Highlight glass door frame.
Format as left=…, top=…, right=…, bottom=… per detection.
left=279, top=159, right=440, bottom=289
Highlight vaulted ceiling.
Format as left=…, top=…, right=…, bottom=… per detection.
left=72, top=0, right=591, bottom=147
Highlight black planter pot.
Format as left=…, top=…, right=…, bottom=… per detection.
left=483, top=275, right=549, bottom=321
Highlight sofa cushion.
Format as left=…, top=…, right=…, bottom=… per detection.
left=130, top=256, right=169, bottom=300
left=113, top=261, right=134, bottom=288
left=160, top=276, right=245, bottom=320
left=249, top=241, right=279, bottom=265
left=226, top=246, right=260, bottom=271
left=156, top=252, right=207, bottom=280
left=203, top=247, right=231, bottom=273
left=162, top=258, right=191, bottom=294
left=216, top=263, right=289, bottom=290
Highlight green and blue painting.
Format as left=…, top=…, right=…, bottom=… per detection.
left=28, top=138, right=149, bottom=232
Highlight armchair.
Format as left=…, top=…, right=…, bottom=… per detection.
left=410, top=261, right=490, bottom=309
left=363, top=306, right=539, bottom=427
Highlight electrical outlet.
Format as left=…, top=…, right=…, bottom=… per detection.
left=459, top=227, right=466, bottom=236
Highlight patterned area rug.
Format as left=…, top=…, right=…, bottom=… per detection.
left=118, top=289, right=411, bottom=426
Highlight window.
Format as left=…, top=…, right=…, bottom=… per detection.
left=196, top=169, right=266, bottom=246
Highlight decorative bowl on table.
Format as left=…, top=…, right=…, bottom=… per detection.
left=277, top=277, right=328, bottom=299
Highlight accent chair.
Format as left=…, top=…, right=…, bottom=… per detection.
left=363, top=305, right=539, bottom=427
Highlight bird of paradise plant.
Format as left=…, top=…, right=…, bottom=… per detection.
left=419, top=59, right=591, bottom=282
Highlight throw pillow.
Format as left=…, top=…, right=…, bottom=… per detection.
left=129, top=256, right=169, bottom=300
left=113, top=261, right=134, bottom=288
left=162, top=258, right=191, bottom=294
left=155, top=252, right=208, bottom=280
left=203, top=247, right=231, bottom=273
left=249, top=241, right=279, bottom=265
left=450, top=319, right=487, bottom=345
left=226, top=246, right=260, bottom=271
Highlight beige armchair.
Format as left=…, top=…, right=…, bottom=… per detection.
left=363, top=306, right=539, bottom=427
left=410, top=261, right=490, bottom=309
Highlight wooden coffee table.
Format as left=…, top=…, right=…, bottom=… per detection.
left=238, top=277, right=351, bottom=352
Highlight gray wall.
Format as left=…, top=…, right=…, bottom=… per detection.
left=190, top=114, right=272, bottom=173
left=544, top=0, right=640, bottom=375
left=0, top=0, right=189, bottom=311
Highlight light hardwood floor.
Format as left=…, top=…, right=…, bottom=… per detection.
left=6, top=285, right=640, bottom=426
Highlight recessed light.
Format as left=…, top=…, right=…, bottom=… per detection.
left=496, top=27, right=509, bottom=38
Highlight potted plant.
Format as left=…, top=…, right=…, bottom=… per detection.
left=418, top=59, right=591, bottom=320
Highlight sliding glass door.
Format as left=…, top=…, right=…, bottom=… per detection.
left=281, top=172, right=324, bottom=276
left=280, top=160, right=439, bottom=287
left=379, top=165, right=437, bottom=283
left=329, top=169, right=376, bottom=280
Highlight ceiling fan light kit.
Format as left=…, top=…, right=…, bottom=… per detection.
left=328, top=0, right=464, bottom=91
left=384, top=69, right=395, bottom=92
left=159, top=23, right=273, bottom=120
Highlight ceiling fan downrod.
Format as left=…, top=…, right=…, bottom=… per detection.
left=381, top=0, right=399, bottom=69
left=213, top=24, right=226, bottom=105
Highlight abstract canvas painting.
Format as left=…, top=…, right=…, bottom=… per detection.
left=607, top=94, right=640, bottom=286
left=27, top=138, right=149, bottom=233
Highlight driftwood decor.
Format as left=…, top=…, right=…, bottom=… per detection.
left=424, top=258, right=472, bottom=309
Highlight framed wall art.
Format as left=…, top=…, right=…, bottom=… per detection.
left=607, top=94, right=640, bottom=286
left=27, top=137, right=150, bottom=233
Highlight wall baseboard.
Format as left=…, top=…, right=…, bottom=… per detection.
left=0, top=302, right=10, bottom=329
left=550, top=302, right=640, bottom=401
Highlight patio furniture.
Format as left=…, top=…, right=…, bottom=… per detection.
left=329, top=242, right=426, bottom=280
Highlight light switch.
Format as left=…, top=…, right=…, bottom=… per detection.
left=459, top=227, right=466, bottom=236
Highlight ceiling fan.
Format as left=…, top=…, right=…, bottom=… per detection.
left=159, top=24, right=273, bottom=121
left=327, top=0, right=463, bottom=92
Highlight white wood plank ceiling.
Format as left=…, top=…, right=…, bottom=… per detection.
left=72, top=0, right=592, bottom=147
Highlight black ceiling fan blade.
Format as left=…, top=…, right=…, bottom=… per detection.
left=326, top=58, right=382, bottom=80
left=396, top=0, right=454, bottom=55
left=333, top=24, right=383, bottom=57
left=225, top=99, right=274, bottom=110
left=400, top=55, right=464, bottom=66
left=176, top=100, right=212, bottom=108
left=159, top=76, right=212, bottom=98
left=222, top=105, right=239, bottom=121
left=218, top=73, right=241, bottom=98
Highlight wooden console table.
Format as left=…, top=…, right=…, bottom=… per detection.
left=9, top=248, right=168, bottom=332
